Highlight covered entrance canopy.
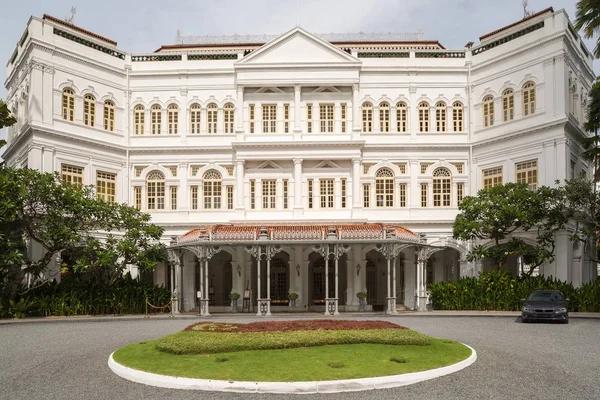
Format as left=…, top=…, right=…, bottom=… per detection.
left=166, top=222, right=446, bottom=316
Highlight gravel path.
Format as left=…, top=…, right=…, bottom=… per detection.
left=1, top=315, right=599, bottom=400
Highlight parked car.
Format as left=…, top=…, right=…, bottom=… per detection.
left=521, top=290, right=569, bottom=324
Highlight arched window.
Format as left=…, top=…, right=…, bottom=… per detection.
left=362, top=102, right=373, bottom=133
left=167, top=104, right=178, bottom=135
left=435, top=101, right=446, bottom=132
left=190, top=103, right=201, bottom=134
left=84, top=94, right=96, bottom=126
left=207, top=103, right=218, bottom=134
left=502, top=89, right=514, bottom=122
left=483, top=95, right=494, bottom=127
left=375, top=167, right=394, bottom=208
left=432, top=167, right=451, bottom=207
left=146, top=170, right=165, bottom=210
left=134, top=105, right=145, bottom=135
left=522, top=81, right=535, bottom=116
left=104, top=100, right=115, bottom=131
left=379, top=102, right=390, bottom=132
left=396, top=102, right=407, bottom=133
left=203, top=169, right=222, bottom=209
left=62, top=88, right=75, bottom=121
left=419, top=102, right=429, bottom=132
left=151, top=104, right=162, bottom=135
left=452, top=101, right=463, bottom=132
left=223, top=103, right=235, bottom=134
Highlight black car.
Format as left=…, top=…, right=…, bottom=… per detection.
left=521, top=290, right=569, bottom=324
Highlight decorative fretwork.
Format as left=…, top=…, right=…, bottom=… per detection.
left=203, top=169, right=222, bottom=180
left=363, top=163, right=375, bottom=175
left=131, top=54, right=182, bottom=62
left=375, top=167, right=394, bottom=178
left=134, top=166, right=147, bottom=177
left=415, top=51, right=465, bottom=58
left=395, top=163, right=407, bottom=174
left=420, top=163, right=432, bottom=174
left=451, top=163, right=464, bottom=174
left=188, top=53, right=238, bottom=60
left=53, top=28, right=125, bottom=59
left=167, top=166, right=178, bottom=177
left=147, top=170, right=165, bottom=181
left=357, top=52, right=410, bottom=58
left=472, top=22, right=544, bottom=55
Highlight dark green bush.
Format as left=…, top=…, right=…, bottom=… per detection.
left=155, top=329, right=432, bottom=355
left=428, top=270, right=600, bottom=312
left=1, top=273, right=171, bottom=318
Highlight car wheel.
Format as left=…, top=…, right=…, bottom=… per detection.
left=563, top=317, right=569, bottom=324
left=521, top=317, right=528, bottom=323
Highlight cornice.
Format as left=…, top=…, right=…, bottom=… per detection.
left=235, top=62, right=361, bottom=70
left=231, top=141, right=365, bottom=149
left=364, top=143, right=469, bottom=151
left=472, top=118, right=569, bottom=148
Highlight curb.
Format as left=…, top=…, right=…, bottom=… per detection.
left=108, top=344, right=477, bottom=394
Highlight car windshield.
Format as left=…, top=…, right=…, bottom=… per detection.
left=528, top=292, right=563, bottom=302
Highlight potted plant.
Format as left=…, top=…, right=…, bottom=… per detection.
left=288, top=292, right=299, bottom=307
left=356, top=292, right=367, bottom=312
left=229, top=292, right=241, bottom=313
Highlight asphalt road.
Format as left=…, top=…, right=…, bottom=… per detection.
left=1, top=315, right=599, bottom=400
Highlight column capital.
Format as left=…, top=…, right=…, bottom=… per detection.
left=294, top=84, right=302, bottom=92
left=293, top=158, right=303, bottom=165
left=352, top=83, right=359, bottom=92
left=352, top=157, right=362, bottom=165
left=237, top=85, right=244, bottom=93
left=235, top=159, right=245, bottom=166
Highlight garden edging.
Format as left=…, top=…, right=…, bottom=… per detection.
left=108, top=344, right=477, bottom=393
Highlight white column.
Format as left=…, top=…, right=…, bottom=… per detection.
left=387, top=257, right=391, bottom=299
left=236, top=85, right=244, bottom=132
left=257, top=257, right=262, bottom=299
left=325, top=255, right=329, bottom=301
left=256, top=178, right=262, bottom=210
left=373, top=105, right=380, bottom=133
left=352, top=83, right=360, bottom=131
left=352, top=158, right=361, bottom=207
left=256, top=104, right=262, bottom=134
left=334, top=178, right=341, bottom=209
left=294, top=84, right=302, bottom=132
left=200, top=108, right=207, bottom=135
left=334, top=256, right=340, bottom=315
left=276, top=178, right=283, bottom=209
left=217, top=107, right=224, bottom=134
left=293, top=159, right=303, bottom=209
left=313, top=103, right=320, bottom=134
left=235, top=160, right=244, bottom=209
left=334, top=102, right=341, bottom=134
left=277, top=102, right=284, bottom=134
left=392, top=257, right=397, bottom=300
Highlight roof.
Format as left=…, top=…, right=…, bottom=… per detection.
left=479, top=7, right=554, bottom=41
left=42, top=14, right=117, bottom=46
left=178, top=223, right=419, bottom=244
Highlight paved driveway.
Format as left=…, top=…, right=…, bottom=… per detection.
left=1, top=315, right=599, bottom=400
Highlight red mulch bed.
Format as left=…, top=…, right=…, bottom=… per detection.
left=185, top=320, right=406, bottom=333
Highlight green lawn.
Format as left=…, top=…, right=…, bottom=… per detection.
left=113, top=339, right=471, bottom=382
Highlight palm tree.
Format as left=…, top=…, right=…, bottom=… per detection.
left=575, top=0, right=600, bottom=58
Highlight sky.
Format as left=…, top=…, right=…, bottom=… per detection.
left=0, top=0, right=596, bottom=149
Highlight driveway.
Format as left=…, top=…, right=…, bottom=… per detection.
left=0, top=315, right=598, bottom=400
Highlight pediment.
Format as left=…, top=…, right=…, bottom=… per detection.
left=236, top=27, right=360, bottom=66
left=257, top=161, right=283, bottom=169
left=314, top=160, right=342, bottom=169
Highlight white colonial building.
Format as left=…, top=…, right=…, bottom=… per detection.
left=3, top=7, right=596, bottom=315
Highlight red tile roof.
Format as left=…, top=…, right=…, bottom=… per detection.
left=179, top=223, right=418, bottom=243
left=43, top=14, right=117, bottom=46
left=479, top=7, right=554, bottom=41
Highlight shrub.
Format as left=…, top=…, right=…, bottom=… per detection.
left=156, top=329, right=432, bottom=355
left=185, top=319, right=406, bottom=333
left=428, top=270, right=600, bottom=312
left=228, top=292, right=240, bottom=300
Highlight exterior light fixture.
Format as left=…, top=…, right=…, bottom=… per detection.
left=296, top=264, right=301, bottom=276
left=356, top=263, right=361, bottom=276
left=237, top=264, right=241, bottom=277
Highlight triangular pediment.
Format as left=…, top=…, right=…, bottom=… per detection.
left=236, top=27, right=360, bottom=66
left=315, top=160, right=342, bottom=169
left=257, top=161, right=283, bottom=169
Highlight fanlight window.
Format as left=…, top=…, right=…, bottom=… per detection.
left=522, top=81, right=536, bottom=116
left=146, top=170, right=165, bottom=210
left=452, top=101, right=463, bottom=132
left=207, top=103, right=218, bottom=134
left=362, top=102, right=373, bottom=133
left=151, top=105, right=162, bottom=135
left=134, top=105, right=145, bottom=135
left=379, top=102, right=390, bottom=133
left=502, top=89, right=514, bottom=122
left=84, top=94, right=96, bottom=126
left=190, top=103, right=201, bottom=134
left=62, top=88, right=75, bottom=121
left=375, top=167, right=394, bottom=208
left=435, top=101, right=446, bottom=132
left=396, top=102, right=407, bottom=133
left=432, top=167, right=451, bottom=207
left=483, top=95, right=494, bottom=127
left=419, top=102, right=429, bottom=132
left=223, top=103, right=235, bottom=134
left=203, top=169, right=222, bottom=209
left=104, top=100, right=115, bottom=131
left=167, top=104, right=178, bottom=135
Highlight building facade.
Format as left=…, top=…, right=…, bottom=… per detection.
left=3, top=8, right=596, bottom=314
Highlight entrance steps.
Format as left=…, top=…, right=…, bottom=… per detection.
left=396, top=304, right=409, bottom=312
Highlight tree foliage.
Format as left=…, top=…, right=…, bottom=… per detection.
left=0, top=98, right=17, bottom=131
left=453, top=183, right=567, bottom=274
left=0, top=167, right=165, bottom=301
left=575, top=0, right=600, bottom=58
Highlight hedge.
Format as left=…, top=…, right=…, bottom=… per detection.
left=428, top=270, right=600, bottom=312
left=156, top=329, right=432, bottom=355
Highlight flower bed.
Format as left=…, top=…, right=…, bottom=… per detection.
left=185, top=319, right=406, bottom=333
